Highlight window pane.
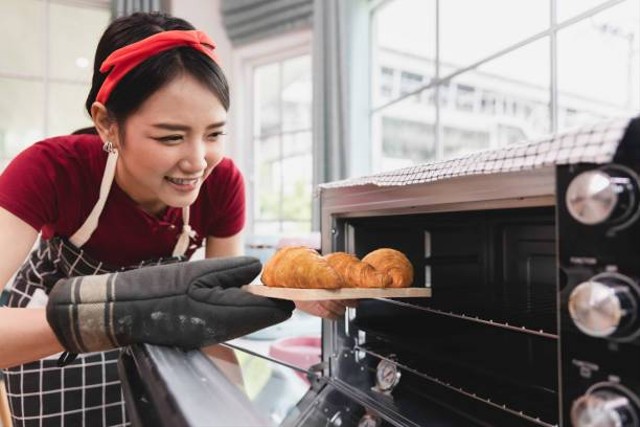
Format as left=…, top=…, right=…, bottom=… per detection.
left=441, top=38, right=551, bottom=158
left=372, top=0, right=436, bottom=108
left=442, top=126, right=490, bottom=159
left=372, top=94, right=436, bottom=172
left=253, top=131, right=312, bottom=233
left=256, top=134, right=282, bottom=222
left=0, top=78, right=45, bottom=166
left=50, top=2, right=110, bottom=81
left=48, top=82, right=93, bottom=137
left=253, top=54, right=313, bottom=235
left=0, top=0, right=45, bottom=76
left=440, top=0, right=549, bottom=74
left=282, top=55, right=312, bottom=132
left=281, top=131, right=312, bottom=227
left=254, top=63, right=281, bottom=137
left=254, top=220, right=282, bottom=236
left=557, top=0, right=640, bottom=130
left=557, top=0, right=612, bottom=23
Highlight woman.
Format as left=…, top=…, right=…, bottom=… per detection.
left=0, top=12, right=349, bottom=426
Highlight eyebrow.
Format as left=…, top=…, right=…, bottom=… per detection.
left=151, top=121, right=226, bottom=131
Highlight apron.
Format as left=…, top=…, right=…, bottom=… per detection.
left=2, top=147, right=194, bottom=427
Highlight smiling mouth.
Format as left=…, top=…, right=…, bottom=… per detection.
left=165, top=176, right=200, bottom=185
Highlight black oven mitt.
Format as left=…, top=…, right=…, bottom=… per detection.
left=46, top=257, right=294, bottom=356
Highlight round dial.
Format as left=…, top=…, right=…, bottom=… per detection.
left=565, top=168, right=638, bottom=226
left=329, top=411, right=343, bottom=427
left=358, top=414, right=381, bottom=427
left=572, top=386, right=639, bottom=427
left=568, top=274, right=638, bottom=338
left=375, top=359, right=401, bottom=392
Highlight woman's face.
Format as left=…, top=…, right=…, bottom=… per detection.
left=115, top=73, right=227, bottom=215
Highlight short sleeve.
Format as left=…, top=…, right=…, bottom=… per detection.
left=0, top=143, right=60, bottom=231
left=204, top=158, right=246, bottom=237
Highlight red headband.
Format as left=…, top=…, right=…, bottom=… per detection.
left=95, top=30, right=218, bottom=104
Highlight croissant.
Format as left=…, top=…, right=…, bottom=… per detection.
left=261, top=246, right=343, bottom=289
left=362, top=248, right=413, bottom=288
left=324, top=252, right=391, bottom=288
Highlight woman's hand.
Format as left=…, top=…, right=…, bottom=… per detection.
left=46, top=257, right=295, bottom=353
left=294, top=299, right=358, bottom=320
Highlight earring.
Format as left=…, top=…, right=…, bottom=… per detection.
left=103, top=140, right=116, bottom=154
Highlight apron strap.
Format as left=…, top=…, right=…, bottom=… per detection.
left=69, top=146, right=193, bottom=257
left=69, top=150, right=118, bottom=248
left=172, top=206, right=193, bottom=257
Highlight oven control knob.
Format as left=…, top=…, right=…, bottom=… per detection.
left=572, top=388, right=639, bottom=427
left=568, top=274, right=638, bottom=338
left=566, top=169, right=638, bottom=225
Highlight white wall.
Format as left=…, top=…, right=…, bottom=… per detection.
left=168, top=0, right=232, bottom=65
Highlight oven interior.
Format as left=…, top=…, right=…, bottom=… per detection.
left=285, top=206, right=559, bottom=427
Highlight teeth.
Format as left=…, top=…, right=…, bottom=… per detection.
left=167, top=177, right=198, bottom=185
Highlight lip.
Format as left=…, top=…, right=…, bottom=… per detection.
left=165, top=176, right=201, bottom=192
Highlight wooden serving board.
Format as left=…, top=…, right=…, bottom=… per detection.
left=242, top=284, right=432, bottom=300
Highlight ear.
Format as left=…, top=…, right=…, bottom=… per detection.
left=90, top=102, right=119, bottom=146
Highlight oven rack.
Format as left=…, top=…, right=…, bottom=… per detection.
left=323, top=376, right=424, bottom=427
left=355, top=347, right=558, bottom=427
left=373, top=297, right=558, bottom=339
left=353, top=338, right=556, bottom=398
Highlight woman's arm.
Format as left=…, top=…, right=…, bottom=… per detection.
left=0, top=308, right=64, bottom=369
left=0, top=207, right=64, bottom=369
left=205, top=232, right=244, bottom=258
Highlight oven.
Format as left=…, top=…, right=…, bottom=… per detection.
left=119, top=116, right=640, bottom=427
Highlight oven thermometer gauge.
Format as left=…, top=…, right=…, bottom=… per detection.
left=358, top=414, right=382, bottom=427
left=375, top=359, right=401, bottom=392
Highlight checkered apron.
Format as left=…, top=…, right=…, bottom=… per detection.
left=1, top=147, right=193, bottom=427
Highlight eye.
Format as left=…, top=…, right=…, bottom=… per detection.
left=207, top=131, right=227, bottom=142
left=155, top=135, right=184, bottom=144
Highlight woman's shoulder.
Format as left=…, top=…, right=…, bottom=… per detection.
left=3, top=134, right=104, bottom=177
left=206, top=157, right=242, bottom=183
left=15, top=134, right=107, bottom=176
left=0, top=134, right=105, bottom=234
left=30, top=134, right=104, bottom=159
left=197, top=158, right=245, bottom=206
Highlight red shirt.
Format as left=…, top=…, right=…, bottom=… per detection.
left=0, top=134, right=245, bottom=267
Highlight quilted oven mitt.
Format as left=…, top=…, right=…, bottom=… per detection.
left=46, top=257, right=294, bottom=354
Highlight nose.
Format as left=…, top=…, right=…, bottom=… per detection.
left=180, top=139, right=208, bottom=173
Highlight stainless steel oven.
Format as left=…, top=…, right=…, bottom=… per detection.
left=120, top=116, right=640, bottom=427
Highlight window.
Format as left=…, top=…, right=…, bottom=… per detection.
left=369, top=0, right=640, bottom=171
left=0, top=0, right=110, bottom=171
left=252, top=55, right=313, bottom=236
left=229, top=32, right=319, bottom=424
left=380, top=66, right=395, bottom=98
left=399, top=71, right=424, bottom=97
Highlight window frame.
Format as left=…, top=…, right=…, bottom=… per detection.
left=367, top=0, right=640, bottom=169
left=0, top=0, right=110, bottom=170
left=230, top=28, right=313, bottom=238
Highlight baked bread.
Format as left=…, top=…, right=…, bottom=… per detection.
left=362, top=248, right=413, bottom=288
left=324, top=252, right=391, bottom=288
left=261, top=246, right=343, bottom=289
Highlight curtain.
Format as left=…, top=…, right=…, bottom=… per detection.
left=111, top=0, right=163, bottom=19
left=311, top=0, right=370, bottom=229
left=221, top=0, right=313, bottom=46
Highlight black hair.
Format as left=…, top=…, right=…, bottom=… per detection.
left=79, top=12, right=229, bottom=135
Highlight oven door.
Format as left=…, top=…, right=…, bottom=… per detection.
left=119, top=343, right=316, bottom=427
